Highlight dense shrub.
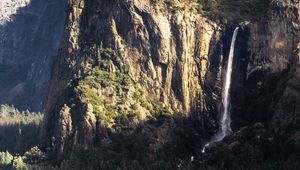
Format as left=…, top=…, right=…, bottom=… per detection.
left=0, top=151, right=13, bottom=166
left=74, top=47, right=173, bottom=129
left=0, top=151, right=31, bottom=170
left=12, top=156, right=29, bottom=170
left=23, top=147, right=46, bottom=164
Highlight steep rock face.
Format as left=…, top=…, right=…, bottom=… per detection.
left=270, top=0, right=300, bottom=139
left=42, top=0, right=300, bottom=163
left=230, top=0, right=300, bottom=136
left=0, top=0, right=66, bottom=111
left=44, top=0, right=220, bottom=153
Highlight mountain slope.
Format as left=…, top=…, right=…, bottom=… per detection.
left=40, top=0, right=300, bottom=169
left=0, top=0, right=66, bottom=111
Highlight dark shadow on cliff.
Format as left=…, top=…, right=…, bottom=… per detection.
left=46, top=115, right=300, bottom=170
left=49, top=114, right=208, bottom=169
left=0, top=0, right=66, bottom=112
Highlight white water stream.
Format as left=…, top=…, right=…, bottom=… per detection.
left=202, top=27, right=239, bottom=153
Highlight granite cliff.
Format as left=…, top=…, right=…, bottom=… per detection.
left=43, top=0, right=300, bottom=159
left=1, top=0, right=300, bottom=169
left=44, top=0, right=219, bottom=153
left=0, top=0, right=66, bottom=111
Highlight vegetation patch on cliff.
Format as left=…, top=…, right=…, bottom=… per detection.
left=74, top=47, right=171, bottom=129
left=160, top=0, right=270, bottom=23
left=197, top=0, right=270, bottom=23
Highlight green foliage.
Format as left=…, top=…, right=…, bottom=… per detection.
left=0, top=151, right=31, bottom=170
left=140, top=100, right=171, bottom=118
left=131, top=103, right=139, bottom=110
left=197, top=0, right=270, bottom=23
left=150, top=106, right=172, bottom=118
left=74, top=46, right=139, bottom=128
left=89, top=46, right=126, bottom=72
left=0, top=105, right=43, bottom=154
left=75, top=66, right=134, bottom=126
left=12, top=156, right=29, bottom=170
left=0, top=105, right=43, bottom=125
left=199, top=0, right=219, bottom=11
left=134, top=88, right=144, bottom=101
left=23, top=147, right=46, bottom=164
left=71, top=44, right=178, bottom=131
left=85, top=68, right=132, bottom=89
left=0, top=151, right=13, bottom=166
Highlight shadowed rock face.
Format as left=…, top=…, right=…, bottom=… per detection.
left=230, top=1, right=300, bottom=136
left=0, top=0, right=66, bottom=112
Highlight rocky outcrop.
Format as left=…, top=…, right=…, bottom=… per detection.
left=43, top=0, right=221, bottom=152
left=46, top=0, right=217, bottom=113
left=54, top=105, right=72, bottom=156
left=269, top=1, right=300, bottom=139
left=43, top=0, right=300, bottom=162
left=229, top=0, right=300, bottom=137
left=0, top=0, right=66, bottom=111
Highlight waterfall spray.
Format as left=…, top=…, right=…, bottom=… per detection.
left=202, top=27, right=239, bottom=153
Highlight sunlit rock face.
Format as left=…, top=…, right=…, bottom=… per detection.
left=46, top=0, right=217, bottom=115
left=43, top=0, right=222, bottom=153
left=42, top=0, right=300, bottom=159
left=0, top=0, right=66, bottom=111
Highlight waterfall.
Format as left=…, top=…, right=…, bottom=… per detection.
left=202, top=27, right=239, bottom=153
left=218, top=27, right=239, bottom=140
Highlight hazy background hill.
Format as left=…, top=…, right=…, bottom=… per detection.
left=0, top=0, right=66, bottom=112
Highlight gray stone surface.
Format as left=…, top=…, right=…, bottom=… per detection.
left=0, top=0, right=66, bottom=111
